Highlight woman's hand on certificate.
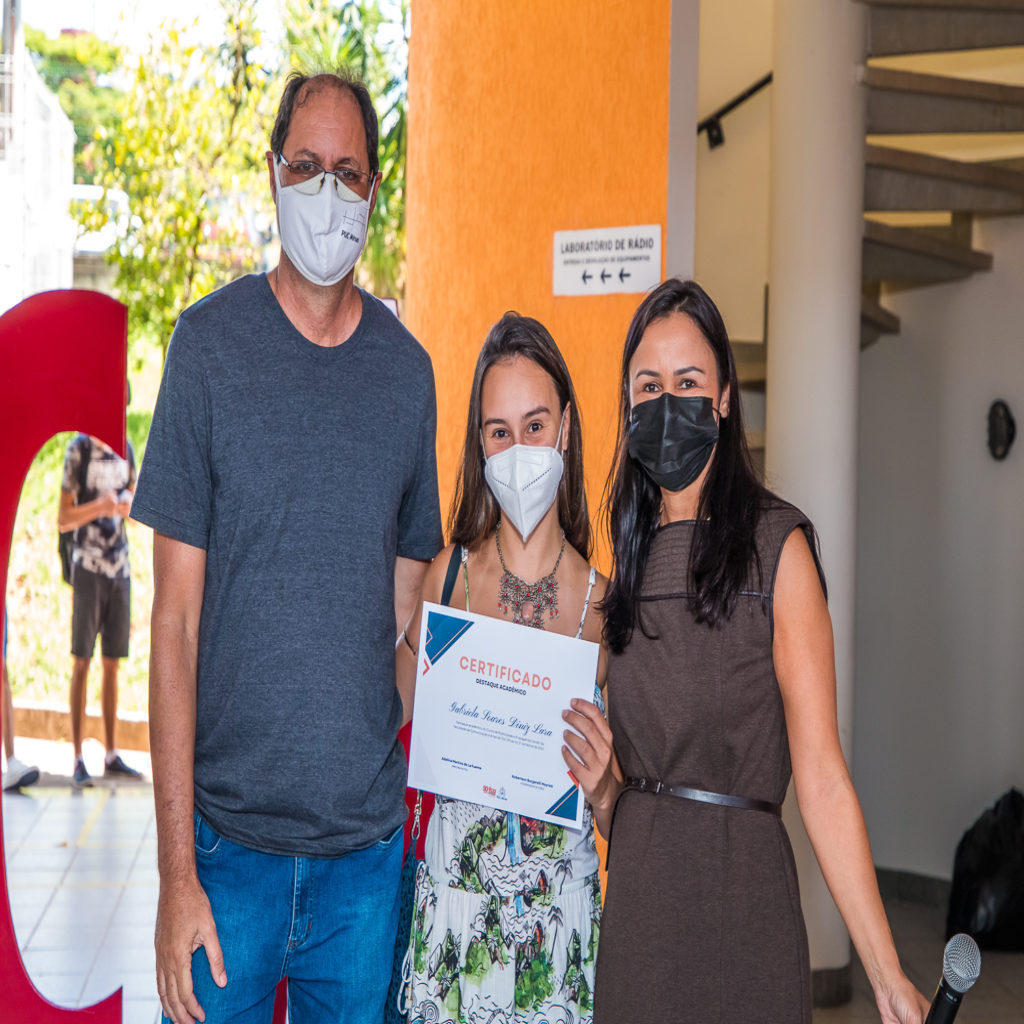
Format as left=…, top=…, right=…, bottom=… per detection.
left=562, top=699, right=623, bottom=840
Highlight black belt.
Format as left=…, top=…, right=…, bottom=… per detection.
left=623, top=776, right=782, bottom=817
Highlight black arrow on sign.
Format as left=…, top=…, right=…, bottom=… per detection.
left=582, top=269, right=592, bottom=284
left=600, top=269, right=611, bottom=283
left=619, top=268, right=631, bottom=282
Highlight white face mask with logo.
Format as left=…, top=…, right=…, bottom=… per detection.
left=273, top=157, right=371, bottom=287
left=483, top=418, right=565, bottom=542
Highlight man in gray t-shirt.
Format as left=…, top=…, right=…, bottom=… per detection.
left=132, top=71, right=442, bottom=1024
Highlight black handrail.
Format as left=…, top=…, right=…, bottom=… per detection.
left=697, top=71, right=773, bottom=149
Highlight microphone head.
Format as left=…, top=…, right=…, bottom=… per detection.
left=942, top=933, right=981, bottom=994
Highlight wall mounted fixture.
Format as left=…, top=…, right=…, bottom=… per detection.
left=987, top=400, right=1016, bottom=461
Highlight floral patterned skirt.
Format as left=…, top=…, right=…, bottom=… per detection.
left=405, top=859, right=601, bottom=1024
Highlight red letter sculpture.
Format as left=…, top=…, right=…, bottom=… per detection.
left=0, top=290, right=126, bottom=1022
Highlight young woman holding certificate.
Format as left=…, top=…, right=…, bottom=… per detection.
left=593, top=279, right=928, bottom=1024
left=397, top=313, right=619, bottom=1024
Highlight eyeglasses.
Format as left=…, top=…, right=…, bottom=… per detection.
left=276, top=153, right=374, bottom=199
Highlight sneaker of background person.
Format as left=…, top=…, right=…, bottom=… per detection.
left=104, top=753, right=142, bottom=780
left=2, top=756, right=40, bottom=791
left=72, top=758, right=94, bottom=789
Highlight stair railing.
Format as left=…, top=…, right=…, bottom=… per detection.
left=697, top=71, right=773, bottom=149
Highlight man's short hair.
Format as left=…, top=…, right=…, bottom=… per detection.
left=270, top=70, right=380, bottom=177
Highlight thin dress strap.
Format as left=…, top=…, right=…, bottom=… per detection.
left=576, top=566, right=597, bottom=640
left=460, top=544, right=470, bottom=611
left=439, top=544, right=463, bottom=607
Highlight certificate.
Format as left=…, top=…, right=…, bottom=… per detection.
left=408, top=601, right=599, bottom=830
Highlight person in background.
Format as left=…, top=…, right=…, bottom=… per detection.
left=132, top=68, right=442, bottom=1024
left=58, top=432, right=141, bottom=787
left=2, top=605, right=40, bottom=792
left=593, top=279, right=928, bottom=1024
left=398, top=313, right=618, bottom=1024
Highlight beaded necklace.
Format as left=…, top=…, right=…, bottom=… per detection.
left=494, top=519, right=566, bottom=628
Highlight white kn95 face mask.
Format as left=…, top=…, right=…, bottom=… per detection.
left=483, top=419, right=565, bottom=542
left=273, top=157, right=371, bottom=287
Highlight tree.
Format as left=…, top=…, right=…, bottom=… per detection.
left=74, top=0, right=411, bottom=362
left=24, top=25, right=124, bottom=182
left=283, top=0, right=409, bottom=302
left=79, top=0, right=278, bottom=363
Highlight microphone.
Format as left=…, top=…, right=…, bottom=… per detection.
left=924, top=933, right=981, bottom=1024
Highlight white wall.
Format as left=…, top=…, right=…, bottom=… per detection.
left=0, top=47, right=74, bottom=315
left=694, top=0, right=772, bottom=343
left=854, top=214, right=1024, bottom=881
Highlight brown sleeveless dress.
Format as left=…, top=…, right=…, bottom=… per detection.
left=595, top=501, right=823, bottom=1024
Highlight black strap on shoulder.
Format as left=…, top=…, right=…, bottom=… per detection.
left=440, top=545, right=463, bottom=607
left=78, top=435, right=92, bottom=496
left=73, top=436, right=92, bottom=529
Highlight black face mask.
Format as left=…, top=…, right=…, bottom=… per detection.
left=627, top=393, right=719, bottom=493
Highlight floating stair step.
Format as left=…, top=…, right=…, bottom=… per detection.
left=862, top=1, right=1024, bottom=57
left=865, top=66, right=1024, bottom=133
left=865, top=143, right=1024, bottom=211
left=862, top=219, right=992, bottom=283
left=989, top=155, right=1024, bottom=172
left=861, top=294, right=901, bottom=348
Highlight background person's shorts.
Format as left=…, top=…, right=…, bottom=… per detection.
left=71, top=566, right=130, bottom=659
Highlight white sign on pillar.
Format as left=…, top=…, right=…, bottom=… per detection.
left=553, top=225, right=662, bottom=296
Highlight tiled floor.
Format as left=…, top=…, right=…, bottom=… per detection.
left=4, top=736, right=1023, bottom=1024
left=3, top=737, right=159, bottom=1024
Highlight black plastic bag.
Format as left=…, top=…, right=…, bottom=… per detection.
left=946, top=787, right=1024, bottom=950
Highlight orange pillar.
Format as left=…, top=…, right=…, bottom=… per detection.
left=405, top=1, right=675, bottom=567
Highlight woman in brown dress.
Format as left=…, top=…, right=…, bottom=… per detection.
left=593, top=280, right=928, bottom=1024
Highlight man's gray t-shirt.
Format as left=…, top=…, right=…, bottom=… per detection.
left=131, top=274, right=443, bottom=856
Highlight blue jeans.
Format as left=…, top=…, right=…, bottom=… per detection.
left=170, top=813, right=404, bottom=1024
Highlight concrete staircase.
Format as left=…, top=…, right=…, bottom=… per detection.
left=866, top=0, right=1024, bottom=57
left=857, top=0, right=1024, bottom=346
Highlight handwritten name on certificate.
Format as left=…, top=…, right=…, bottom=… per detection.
left=407, top=602, right=599, bottom=830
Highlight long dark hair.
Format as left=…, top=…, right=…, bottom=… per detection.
left=449, top=312, right=591, bottom=560
left=603, top=279, right=768, bottom=653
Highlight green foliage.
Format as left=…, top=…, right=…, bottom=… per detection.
left=464, top=935, right=490, bottom=976
left=458, top=812, right=508, bottom=892
left=520, top=817, right=567, bottom=859
left=585, top=914, right=599, bottom=966
left=563, top=929, right=593, bottom=1009
left=283, top=0, right=408, bottom=301
left=78, top=0, right=278, bottom=364
left=58, top=0, right=410, bottom=366
left=24, top=25, right=124, bottom=181
left=413, top=908, right=429, bottom=973
left=514, top=947, right=555, bottom=1010
left=128, top=410, right=155, bottom=460
left=24, top=26, right=119, bottom=89
left=435, top=929, right=463, bottom=1010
